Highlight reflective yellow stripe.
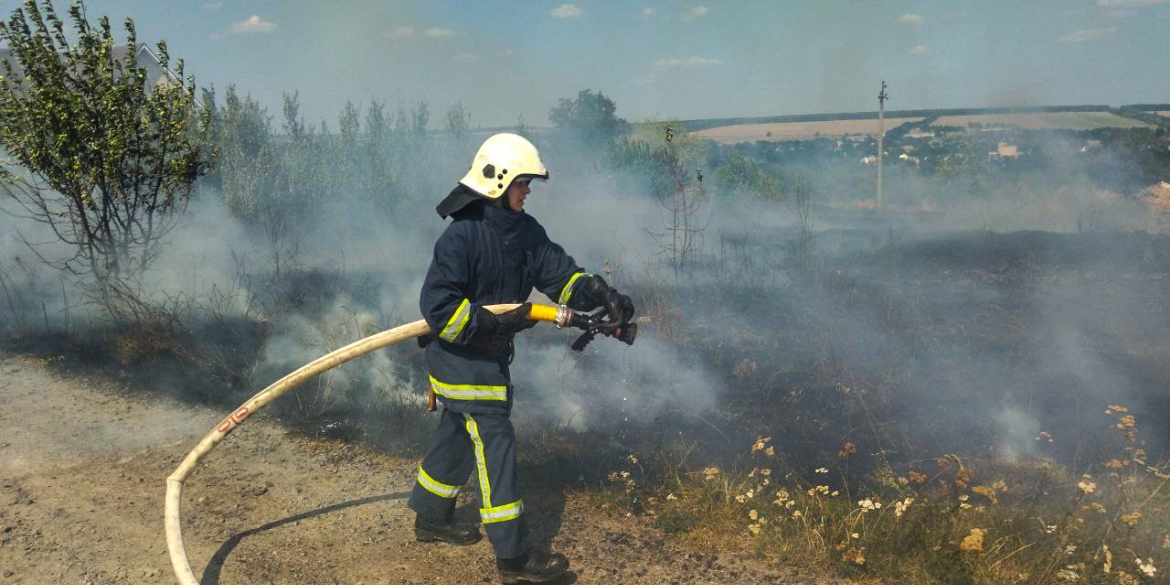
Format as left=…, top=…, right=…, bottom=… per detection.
left=466, top=415, right=492, bottom=507
left=429, top=376, right=508, bottom=401
left=439, top=298, right=472, bottom=342
left=417, top=466, right=461, bottom=498
left=480, top=499, right=524, bottom=524
left=558, top=272, right=588, bottom=305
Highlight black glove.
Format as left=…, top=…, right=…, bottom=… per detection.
left=469, top=303, right=537, bottom=356
left=580, top=275, right=635, bottom=327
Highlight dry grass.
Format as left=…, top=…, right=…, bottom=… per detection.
left=694, top=118, right=924, bottom=143
left=931, top=112, right=1152, bottom=131
left=1157, top=111, right=1170, bottom=118
left=594, top=406, right=1170, bottom=585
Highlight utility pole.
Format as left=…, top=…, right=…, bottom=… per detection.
left=877, top=81, right=888, bottom=209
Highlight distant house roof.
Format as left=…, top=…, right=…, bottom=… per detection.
left=1, top=43, right=198, bottom=105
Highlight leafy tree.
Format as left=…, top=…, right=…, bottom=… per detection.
left=362, top=98, right=395, bottom=205
left=0, top=0, right=213, bottom=281
left=713, top=151, right=784, bottom=203
left=548, top=89, right=631, bottom=149
left=445, top=100, right=470, bottom=143
left=608, top=123, right=706, bottom=275
left=203, top=85, right=274, bottom=222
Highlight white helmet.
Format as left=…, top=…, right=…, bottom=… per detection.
left=459, top=133, right=549, bottom=199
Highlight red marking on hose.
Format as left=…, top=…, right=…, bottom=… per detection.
left=216, top=406, right=251, bottom=434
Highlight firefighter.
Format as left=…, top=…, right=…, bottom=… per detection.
left=408, top=133, right=635, bottom=583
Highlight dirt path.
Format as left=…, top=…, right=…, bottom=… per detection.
left=0, top=354, right=843, bottom=584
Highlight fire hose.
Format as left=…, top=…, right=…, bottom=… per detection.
left=164, top=302, right=635, bottom=585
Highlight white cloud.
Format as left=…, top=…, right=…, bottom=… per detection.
left=388, top=26, right=416, bottom=38
left=201, top=2, right=222, bottom=11
left=643, top=8, right=656, bottom=16
left=690, top=6, right=710, bottom=17
left=898, top=13, right=924, bottom=26
left=910, top=44, right=930, bottom=55
left=1097, top=0, right=1165, bottom=6
left=454, top=53, right=479, bottom=63
left=423, top=28, right=457, bottom=37
left=230, top=15, right=278, bottom=34
left=1061, top=27, right=1116, bottom=42
left=551, top=4, right=584, bottom=18
left=653, top=56, right=722, bottom=68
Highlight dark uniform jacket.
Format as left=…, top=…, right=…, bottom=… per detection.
left=420, top=188, right=598, bottom=415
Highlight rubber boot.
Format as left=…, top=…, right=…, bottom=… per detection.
left=496, top=546, right=569, bottom=584
left=413, top=514, right=482, bottom=545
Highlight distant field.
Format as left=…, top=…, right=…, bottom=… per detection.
left=932, top=111, right=1152, bottom=130
left=1159, top=111, right=1170, bottom=118
left=694, top=117, right=923, bottom=143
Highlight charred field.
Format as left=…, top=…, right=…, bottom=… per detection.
left=560, top=218, right=1170, bottom=584
left=4, top=191, right=1170, bottom=584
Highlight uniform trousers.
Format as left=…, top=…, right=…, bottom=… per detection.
left=407, top=408, right=530, bottom=559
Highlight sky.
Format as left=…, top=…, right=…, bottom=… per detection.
left=1, top=0, right=1168, bottom=128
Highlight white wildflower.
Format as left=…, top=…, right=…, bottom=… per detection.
left=1137, top=558, right=1157, bottom=578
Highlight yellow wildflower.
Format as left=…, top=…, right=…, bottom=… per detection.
left=960, top=528, right=985, bottom=552
left=972, top=485, right=999, bottom=504
left=1077, top=476, right=1096, bottom=495
left=894, top=497, right=914, bottom=518
left=1121, top=512, right=1141, bottom=527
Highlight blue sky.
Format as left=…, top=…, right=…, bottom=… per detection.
left=3, top=1, right=1168, bottom=128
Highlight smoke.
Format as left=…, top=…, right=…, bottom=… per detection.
left=2, top=96, right=1167, bottom=468
left=0, top=198, right=88, bottom=334
left=513, top=329, right=718, bottom=432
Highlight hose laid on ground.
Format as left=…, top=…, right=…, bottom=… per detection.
left=164, top=303, right=567, bottom=585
